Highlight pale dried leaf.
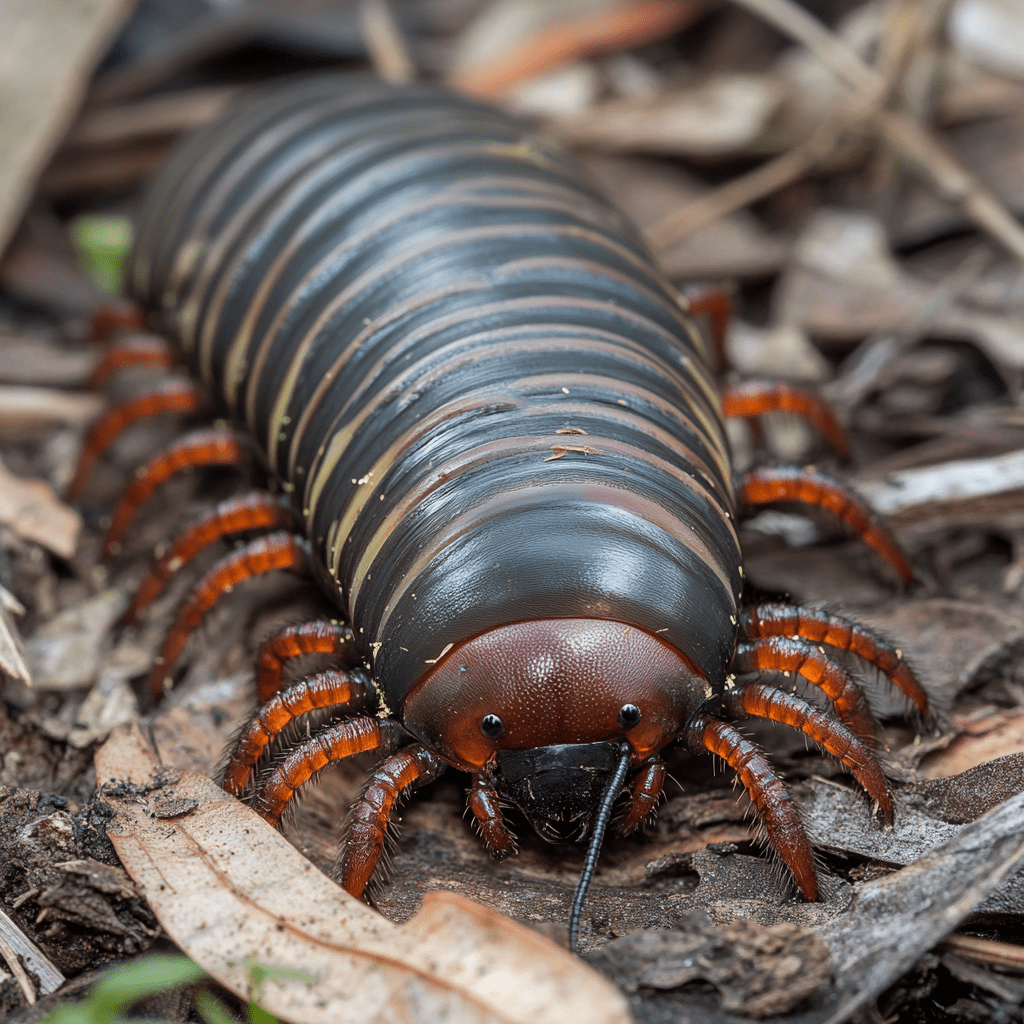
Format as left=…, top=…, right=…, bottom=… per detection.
left=549, top=75, right=782, bottom=156
left=949, top=0, right=1024, bottom=82
left=66, top=675, right=139, bottom=748
left=506, top=62, right=600, bottom=119
left=27, top=589, right=128, bottom=691
left=776, top=266, right=1024, bottom=369
left=920, top=709, right=1024, bottom=778
left=95, top=724, right=633, bottom=1024
left=0, top=585, right=25, bottom=616
left=726, top=320, right=832, bottom=382
left=0, top=456, right=81, bottom=558
left=0, top=0, right=137, bottom=254
left=793, top=210, right=904, bottom=290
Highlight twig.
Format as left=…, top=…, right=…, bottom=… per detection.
left=648, top=113, right=847, bottom=249
left=823, top=246, right=991, bottom=413
left=359, top=0, right=416, bottom=85
left=0, top=933, right=36, bottom=1005
left=726, top=0, right=1024, bottom=263
left=943, top=933, right=1024, bottom=970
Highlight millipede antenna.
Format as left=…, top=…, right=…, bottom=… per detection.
left=568, top=744, right=631, bottom=953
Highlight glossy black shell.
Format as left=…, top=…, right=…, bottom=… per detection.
left=128, top=75, right=743, bottom=711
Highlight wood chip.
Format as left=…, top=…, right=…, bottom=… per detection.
left=95, top=724, right=633, bottom=1024
left=818, top=789, right=1024, bottom=1024
left=0, top=904, right=65, bottom=1004
left=0, top=456, right=81, bottom=559
left=0, top=0, right=138, bottom=255
left=854, top=448, right=1024, bottom=519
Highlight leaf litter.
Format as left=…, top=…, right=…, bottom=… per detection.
left=5, top=0, right=1024, bottom=1019
left=94, top=723, right=633, bottom=1024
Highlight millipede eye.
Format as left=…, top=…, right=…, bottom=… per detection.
left=618, top=703, right=642, bottom=730
left=480, top=714, right=505, bottom=740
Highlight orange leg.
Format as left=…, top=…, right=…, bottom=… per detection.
left=737, top=466, right=916, bottom=585
left=256, top=620, right=356, bottom=705
left=91, top=302, right=145, bottom=344
left=103, top=428, right=242, bottom=560
left=67, top=380, right=202, bottom=502
left=684, top=287, right=731, bottom=372
left=150, top=531, right=309, bottom=700
left=620, top=758, right=666, bottom=834
left=722, top=682, right=893, bottom=821
left=741, top=603, right=929, bottom=716
left=88, top=335, right=176, bottom=390
left=339, top=744, right=447, bottom=899
left=722, top=381, right=851, bottom=461
left=468, top=774, right=517, bottom=857
left=122, top=492, right=295, bottom=627
left=252, top=717, right=406, bottom=826
left=221, top=668, right=370, bottom=798
left=694, top=715, right=818, bottom=900
left=733, top=636, right=877, bottom=744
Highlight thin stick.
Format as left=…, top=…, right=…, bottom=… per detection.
left=725, top=0, right=1024, bottom=262
left=943, top=933, right=1024, bottom=970
left=0, top=905, right=65, bottom=1004
left=359, top=0, right=416, bottom=84
left=648, top=115, right=847, bottom=249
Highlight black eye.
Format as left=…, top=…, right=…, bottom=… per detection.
left=618, top=704, right=641, bottom=729
left=480, top=714, right=505, bottom=740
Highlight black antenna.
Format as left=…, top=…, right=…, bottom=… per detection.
left=568, top=744, right=631, bottom=953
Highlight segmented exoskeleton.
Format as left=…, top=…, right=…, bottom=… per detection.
left=74, top=76, right=928, bottom=950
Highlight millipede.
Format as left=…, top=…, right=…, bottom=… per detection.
left=72, top=75, right=929, bottom=952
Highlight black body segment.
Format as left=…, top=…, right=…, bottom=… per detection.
left=128, top=76, right=742, bottom=710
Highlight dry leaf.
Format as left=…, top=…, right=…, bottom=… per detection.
left=549, top=75, right=782, bottom=156
left=726, top=320, right=832, bottom=382
left=920, top=709, right=1024, bottom=778
left=0, top=0, right=136, bottom=253
left=95, top=724, right=633, bottom=1024
left=0, top=456, right=81, bottom=558
left=27, top=589, right=128, bottom=691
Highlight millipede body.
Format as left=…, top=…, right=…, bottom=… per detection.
left=82, top=75, right=927, bottom=950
